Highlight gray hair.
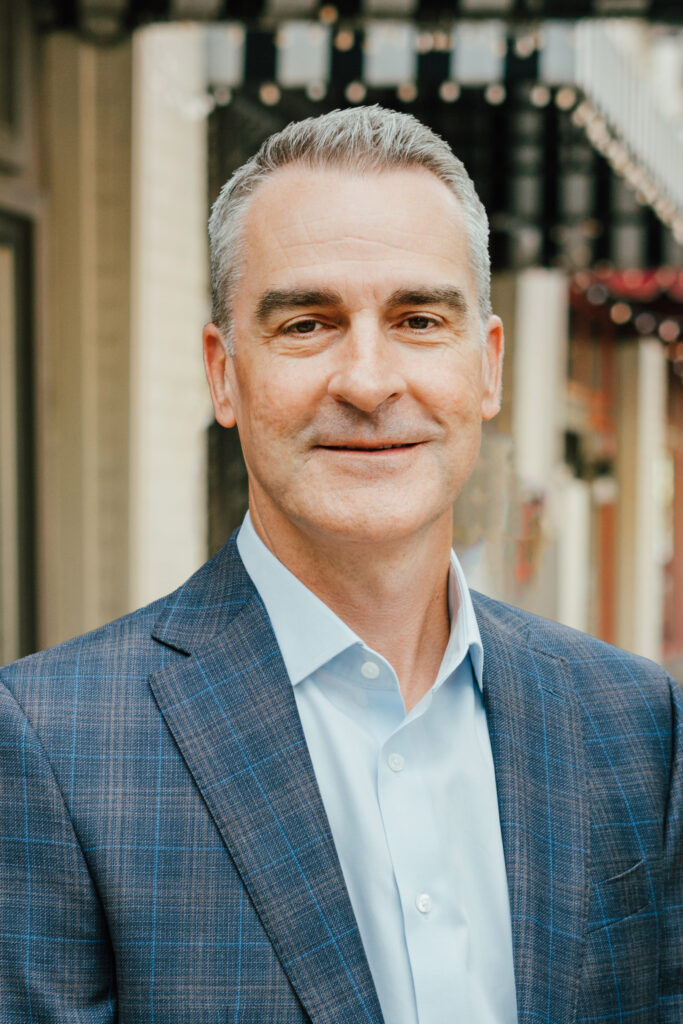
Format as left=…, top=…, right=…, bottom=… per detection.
left=209, top=105, right=491, bottom=351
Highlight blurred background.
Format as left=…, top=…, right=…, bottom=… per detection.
left=1, top=0, right=682, bottom=681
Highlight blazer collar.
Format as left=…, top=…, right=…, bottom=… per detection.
left=474, top=592, right=589, bottom=1024
left=150, top=538, right=383, bottom=1024
left=151, top=535, right=256, bottom=655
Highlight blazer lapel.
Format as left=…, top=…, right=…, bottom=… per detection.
left=474, top=594, right=589, bottom=1024
left=149, top=543, right=383, bottom=1024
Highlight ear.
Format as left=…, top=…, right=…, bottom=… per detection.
left=203, top=323, right=237, bottom=429
left=480, top=315, right=504, bottom=422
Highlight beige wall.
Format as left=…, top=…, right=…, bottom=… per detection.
left=129, top=24, right=213, bottom=610
left=38, top=24, right=211, bottom=646
left=41, top=35, right=133, bottom=643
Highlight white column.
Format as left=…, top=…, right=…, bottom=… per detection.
left=555, top=475, right=592, bottom=634
left=512, top=269, right=569, bottom=491
left=616, top=339, right=667, bottom=662
left=129, top=24, right=212, bottom=608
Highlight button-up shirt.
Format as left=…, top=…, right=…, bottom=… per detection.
left=237, top=513, right=517, bottom=1024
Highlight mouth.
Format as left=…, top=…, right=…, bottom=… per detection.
left=318, top=442, right=421, bottom=452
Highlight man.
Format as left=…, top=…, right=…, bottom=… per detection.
left=0, top=106, right=680, bottom=1024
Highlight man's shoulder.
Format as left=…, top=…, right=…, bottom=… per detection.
left=1, top=533, right=251, bottom=690
left=2, top=592, right=169, bottom=681
left=0, top=536, right=255, bottom=736
left=472, top=589, right=678, bottom=712
left=0, top=593, right=180, bottom=742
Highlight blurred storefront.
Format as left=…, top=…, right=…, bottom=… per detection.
left=1, top=1, right=682, bottom=679
left=568, top=270, right=683, bottom=672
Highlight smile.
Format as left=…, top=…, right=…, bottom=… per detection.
left=319, top=443, right=420, bottom=452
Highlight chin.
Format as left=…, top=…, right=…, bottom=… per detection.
left=298, top=499, right=446, bottom=547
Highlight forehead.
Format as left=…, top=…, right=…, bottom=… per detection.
left=236, top=164, right=474, bottom=300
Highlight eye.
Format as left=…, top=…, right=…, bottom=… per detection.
left=282, top=318, right=323, bottom=335
left=401, top=315, right=438, bottom=330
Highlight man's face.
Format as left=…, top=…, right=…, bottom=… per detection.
left=204, top=164, right=503, bottom=548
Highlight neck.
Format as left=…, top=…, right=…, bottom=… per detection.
left=249, top=505, right=455, bottom=712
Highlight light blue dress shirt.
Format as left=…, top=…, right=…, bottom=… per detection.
left=237, top=513, right=518, bottom=1024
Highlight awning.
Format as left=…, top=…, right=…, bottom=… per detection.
left=204, top=17, right=683, bottom=264
left=36, top=0, right=683, bottom=41
left=37, top=4, right=683, bottom=269
left=570, top=268, right=683, bottom=357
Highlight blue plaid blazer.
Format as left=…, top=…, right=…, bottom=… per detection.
left=1, top=535, right=681, bottom=1023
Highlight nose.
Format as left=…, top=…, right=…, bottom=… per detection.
left=327, top=316, right=407, bottom=414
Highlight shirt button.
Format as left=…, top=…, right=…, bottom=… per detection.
left=415, top=893, right=433, bottom=914
left=360, top=660, right=380, bottom=679
left=387, top=753, right=404, bottom=772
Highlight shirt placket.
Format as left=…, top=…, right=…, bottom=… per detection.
left=372, top=693, right=469, bottom=1023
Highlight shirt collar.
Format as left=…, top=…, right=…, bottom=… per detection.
left=236, top=511, right=483, bottom=691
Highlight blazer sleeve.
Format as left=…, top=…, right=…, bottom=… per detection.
left=0, top=678, right=116, bottom=1023
left=659, top=677, right=683, bottom=1023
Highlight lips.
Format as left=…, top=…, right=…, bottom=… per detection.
left=318, top=442, right=420, bottom=451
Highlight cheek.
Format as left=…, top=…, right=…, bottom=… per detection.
left=242, top=379, right=313, bottom=441
left=413, top=347, right=485, bottom=398
left=423, top=375, right=485, bottom=425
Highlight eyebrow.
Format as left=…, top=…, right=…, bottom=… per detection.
left=255, top=288, right=343, bottom=324
left=385, top=286, right=469, bottom=316
left=254, top=284, right=470, bottom=324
